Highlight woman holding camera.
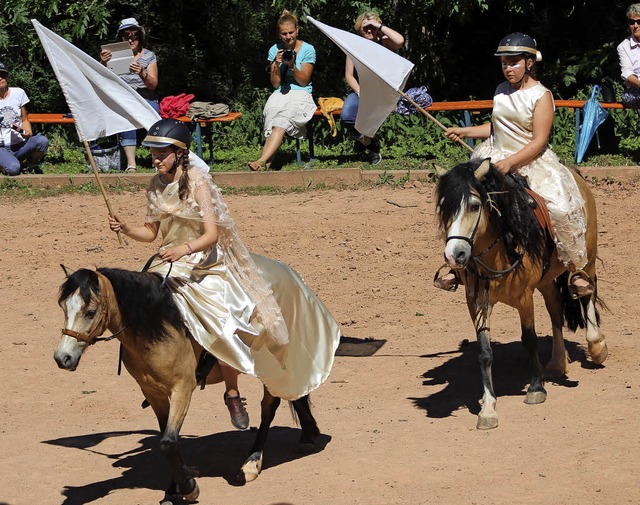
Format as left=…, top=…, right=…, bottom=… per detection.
left=341, top=11, right=404, bottom=165
left=248, top=10, right=316, bottom=171
left=100, top=18, right=159, bottom=172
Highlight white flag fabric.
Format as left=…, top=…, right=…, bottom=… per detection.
left=31, top=19, right=209, bottom=173
left=308, top=16, right=414, bottom=138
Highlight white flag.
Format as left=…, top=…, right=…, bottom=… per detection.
left=308, top=16, right=414, bottom=138
left=31, top=19, right=209, bottom=173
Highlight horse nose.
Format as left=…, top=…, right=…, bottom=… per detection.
left=455, top=248, right=469, bottom=265
left=54, top=351, right=77, bottom=371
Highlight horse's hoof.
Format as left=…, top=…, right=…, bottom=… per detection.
left=524, top=390, right=547, bottom=405
left=588, top=341, right=608, bottom=365
left=298, top=441, right=316, bottom=454
left=239, top=451, right=263, bottom=483
left=476, top=414, right=498, bottom=430
left=183, top=480, right=200, bottom=502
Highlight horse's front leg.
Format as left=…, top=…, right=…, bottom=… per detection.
left=471, top=303, right=498, bottom=430
left=239, top=386, right=280, bottom=483
left=146, top=387, right=199, bottom=504
left=517, top=298, right=547, bottom=405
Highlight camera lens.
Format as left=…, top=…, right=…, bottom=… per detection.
left=282, top=50, right=294, bottom=63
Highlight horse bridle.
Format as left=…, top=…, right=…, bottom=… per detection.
left=60, top=271, right=127, bottom=345
left=445, top=197, right=523, bottom=280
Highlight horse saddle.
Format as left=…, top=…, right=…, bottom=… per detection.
left=525, top=188, right=555, bottom=238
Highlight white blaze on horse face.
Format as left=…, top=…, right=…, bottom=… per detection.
left=57, top=290, right=89, bottom=356
left=444, top=194, right=482, bottom=268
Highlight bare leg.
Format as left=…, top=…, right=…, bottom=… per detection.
left=249, top=127, right=286, bottom=171
left=123, top=145, right=137, bottom=170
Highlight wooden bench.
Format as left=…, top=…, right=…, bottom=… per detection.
left=27, top=112, right=243, bottom=163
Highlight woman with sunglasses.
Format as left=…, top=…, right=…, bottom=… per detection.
left=437, top=33, right=594, bottom=299
left=341, top=11, right=404, bottom=165
left=617, top=4, right=640, bottom=107
left=100, top=18, right=159, bottom=172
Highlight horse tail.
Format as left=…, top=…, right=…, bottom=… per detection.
left=557, top=272, right=603, bottom=331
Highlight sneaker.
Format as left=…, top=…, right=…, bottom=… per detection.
left=367, top=139, right=382, bottom=165
left=353, top=140, right=366, bottom=153
left=31, top=164, right=44, bottom=174
left=224, top=392, right=249, bottom=430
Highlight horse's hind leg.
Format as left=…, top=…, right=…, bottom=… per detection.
left=583, top=293, right=608, bottom=365
left=538, top=283, right=569, bottom=377
left=239, top=386, right=281, bottom=484
left=291, top=395, right=321, bottom=452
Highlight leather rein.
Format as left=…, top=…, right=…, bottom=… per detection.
left=60, top=271, right=127, bottom=345
left=445, top=198, right=523, bottom=281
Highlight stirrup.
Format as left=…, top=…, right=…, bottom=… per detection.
left=433, top=264, right=460, bottom=292
left=567, top=269, right=595, bottom=300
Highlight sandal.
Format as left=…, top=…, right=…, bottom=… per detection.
left=248, top=161, right=267, bottom=172
left=433, top=264, right=461, bottom=292
left=567, top=269, right=595, bottom=300
left=125, top=166, right=137, bottom=173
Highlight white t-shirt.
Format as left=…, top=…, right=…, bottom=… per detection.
left=0, top=87, right=29, bottom=146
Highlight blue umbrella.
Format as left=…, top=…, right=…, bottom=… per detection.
left=575, top=85, right=609, bottom=164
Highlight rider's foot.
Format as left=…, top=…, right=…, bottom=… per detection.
left=568, top=270, right=595, bottom=299
left=434, top=271, right=459, bottom=292
left=224, top=392, right=249, bottom=430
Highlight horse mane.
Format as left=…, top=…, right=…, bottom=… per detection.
left=436, top=159, right=545, bottom=266
left=59, top=268, right=186, bottom=342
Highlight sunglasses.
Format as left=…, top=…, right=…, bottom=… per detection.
left=120, top=31, right=140, bottom=41
left=629, top=19, right=640, bottom=25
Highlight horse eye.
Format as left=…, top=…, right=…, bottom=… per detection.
left=86, top=310, right=97, bottom=319
left=469, top=203, right=481, bottom=212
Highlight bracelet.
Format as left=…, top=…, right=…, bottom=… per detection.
left=185, top=242, right=193, bottom=254
left=379, top=24, right=384, bottom=31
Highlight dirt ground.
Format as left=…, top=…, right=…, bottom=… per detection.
left=1, top=174, right=639, bottom=505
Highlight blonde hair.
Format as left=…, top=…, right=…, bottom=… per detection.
left=354, top=11, right=382, bottom=33
left=277, top=9, right=298, bottom=29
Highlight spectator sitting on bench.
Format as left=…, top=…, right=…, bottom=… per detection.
left=0, top=62, right=49, bottom=176
left=248, top=10, right=316, bottom=171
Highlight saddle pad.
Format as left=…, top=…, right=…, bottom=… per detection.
left=525, top=187, right=555, bottom=238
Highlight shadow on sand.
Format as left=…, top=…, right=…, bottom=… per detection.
left=44, top=426, right=330, bottom=504
left=410, top=335, right=600, bottom=419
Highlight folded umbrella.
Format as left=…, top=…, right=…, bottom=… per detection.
left=575, top=85, right=609, bottom=164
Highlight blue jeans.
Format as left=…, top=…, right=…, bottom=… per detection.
left=120, top=98, right=160, bottom=147
left=0, top=134, right=49, bottom=176
left=340, top=92, right=361, bottom=138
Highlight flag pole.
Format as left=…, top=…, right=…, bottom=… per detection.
left=83, top=140, right=126, bottom=246
left=397, top=90, right=474, bottom=154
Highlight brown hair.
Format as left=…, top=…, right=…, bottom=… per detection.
left=177, top=151, right=190, bottom=201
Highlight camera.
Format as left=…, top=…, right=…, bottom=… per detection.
left=10, top=123, right=25, bottom=135
left=282, top=49, right=295, bottom=63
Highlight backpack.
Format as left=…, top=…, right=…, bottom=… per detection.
left=396, top=86, right=434, bottom=115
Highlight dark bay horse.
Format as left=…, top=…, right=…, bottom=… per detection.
left=435, top=158, right=607, bottom=430
left=54, top=266, right=322, bottom=503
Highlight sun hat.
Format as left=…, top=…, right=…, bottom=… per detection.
left=117, top=18, right=145, bottom=37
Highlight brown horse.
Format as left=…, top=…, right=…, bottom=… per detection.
left=435, top=158, right=607, bottom=430
left=54, top=266, right=324, bottom=503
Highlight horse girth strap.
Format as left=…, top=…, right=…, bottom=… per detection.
left=525, top=188, right=555, bottom=238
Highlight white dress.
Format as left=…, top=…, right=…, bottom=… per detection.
left=474, top=81, right=588, bottom=268
left=144, top=171, right=341, bottom=400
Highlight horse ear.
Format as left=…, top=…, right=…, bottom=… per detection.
left=474, top=158, right=492, bottom=181
left=60, top=264, right=74, bottom=278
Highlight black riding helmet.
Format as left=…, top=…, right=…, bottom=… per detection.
left=494, top=32, right=542, bottom=61
left=142, top=119, right=192, bottom=150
